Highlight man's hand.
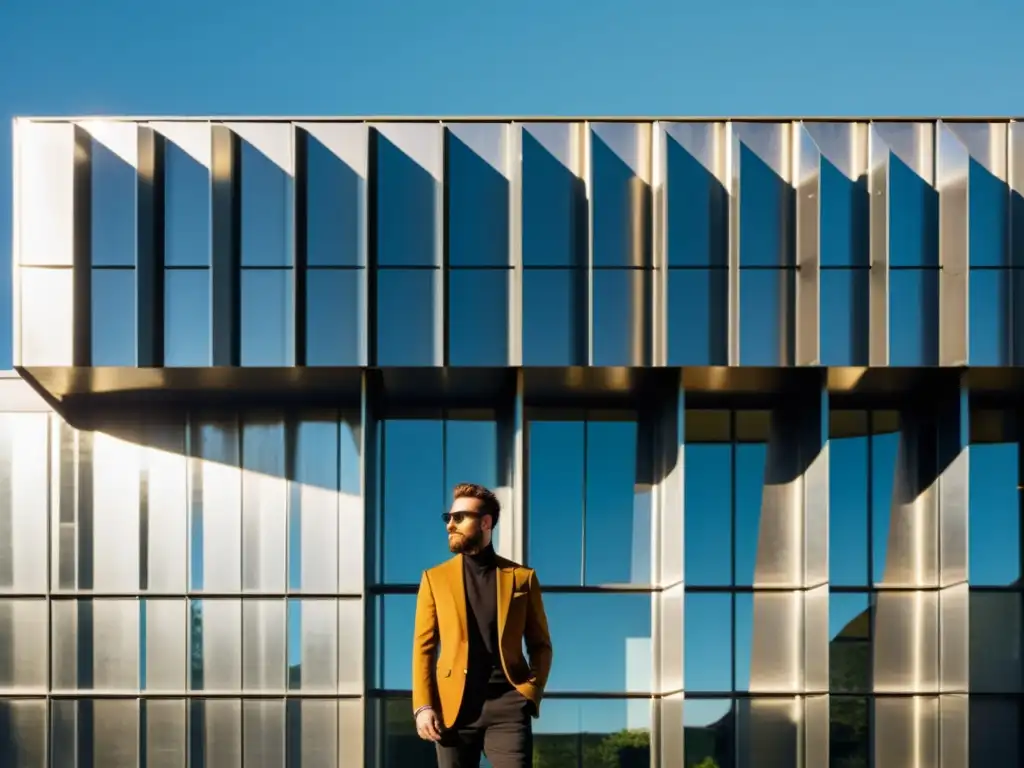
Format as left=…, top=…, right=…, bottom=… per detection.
left=415, top=707, right=442, bottom=742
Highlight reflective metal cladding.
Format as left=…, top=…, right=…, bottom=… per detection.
left=5, top=116, right=1024, bottom=768
left=15, top=117, right=1024, bottom=371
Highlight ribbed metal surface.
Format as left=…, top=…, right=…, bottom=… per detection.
left=14, top=118, right=1024, bottom=370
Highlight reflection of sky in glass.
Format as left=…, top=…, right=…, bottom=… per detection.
left=91, top=268, right=137, bottom=365
left=90, top=140, right=136, bottom=267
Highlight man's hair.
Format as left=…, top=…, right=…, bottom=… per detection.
left=452, top=483, right=501, bottom=527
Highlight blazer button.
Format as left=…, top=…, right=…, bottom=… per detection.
left=463, top=669, right=467, bottom=674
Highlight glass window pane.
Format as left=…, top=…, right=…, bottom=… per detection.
left=377, top=594, right=415, bottom=690
left=522, top=130, right=582, bottom=268
left=542, top=593, right=652, bottom=693
left=592, top=129, right=648, bottom=268
left=240, top=140, right=293, bottom=267
left=447, top=131, right=508, bottom=267
left=888, top=153, right=938, bottom=268
left=522, top=269, right=586, bottom=366
left=291, top=417, right=340, bottom=593
left=684, top=443, right=732, bottom=586
left=829, top=592, right=870, bottom=693
left=535, top=698, right=652, bottom=766
left=871, top=420, right=900, bottom=585
left=667, top=268, right=728, bottom=365
left=970, top=698, right=1020, bottom=766
left=376, top=269, right=440, bottom=366
left=448, top=269, right=509, bottom=366
left=592, top=268, right=650, bottom=366
left=444, top=416, right=501, bottom=555
left=584, top=420, right=650, bottom=585
left=684, top=593, right=732, bottom=692
left=91, top=268, right=137, bottom=365
left=165, top=140, right=211, bottom=267
left=381, top=419, right=445, bottom=583
left=305, top=268, right=365, bottom=366
left=90, top=139, right=136, bottom=266
left=889, top=268, right=939, bottom=366
left=380, top=696, right=440, bottom=766
left=684, top=698, right=734, bottom=768
left=241, top=269, right=294, bottom=366
left=527, top=420, right=583, bottom=586
left=969, top=268, right=1012, bottom=365
left=0, top=413, right=49, bottom=594
left=0, top=599, right=47, bottom=690
left=0, top=698, right=46, bottom=766
left=165, top=269, right=211, bottom=366
left=376, top=134, right=438, bottom=267
left=820, top=269, right=870, bottom=366
left=666, top=136, right=728, bottom=268
left=819, top=159, right=868, bottom=268
left=969, top=441, right=1020, bottom=585
left=969, top=159, right=1009, bottom=267
left=829, top=426, right=869, bottom=587
left=739, top=269, right=794, bottom=366
left=830, top=696, right=869, bottom=767
left=306, top=133, right=364, bottom=267
left=738, top=145, right=793, bottom=267
left=970, top=592, right=1023, bottom=693
left=734, top=442, right=767, bottom=588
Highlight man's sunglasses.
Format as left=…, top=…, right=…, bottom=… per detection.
left=441, top=511, right=481, bottom=525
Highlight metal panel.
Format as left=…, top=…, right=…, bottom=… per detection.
left=749, top=591, right=803, bottom=692
left=659, top=692, right=683, bottom=768
left=20, top=267, right=75, bottom=366
left=15, top=120, right=78, bottom=267
left=506, top=123, right=523, bottom=365
left=868, top=125, right=891, bottom=366
left=145, top=699, right=186, bottom=768
left=1011, top=121, right=1024, bottom=363
left=875, top=696, right=940, bottom=768
left=874, top=590, right=939, bottom=693
left=736, top=696, right=802, bottom=768
left=794, top=122, right=821, bottom=365
left=243, top=699, right=285, bottom=768
left=0, top=412, right=49, bottom=594
left=339, top=409, right=364, bottom=595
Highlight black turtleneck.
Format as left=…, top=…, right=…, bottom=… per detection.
left=462, top=544, right=508, bottom=686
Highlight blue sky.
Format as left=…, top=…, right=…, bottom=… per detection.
left=5, top=0, right=1024, bottom=748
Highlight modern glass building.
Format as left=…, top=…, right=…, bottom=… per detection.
left=2, top=117, right=1022, bottom=767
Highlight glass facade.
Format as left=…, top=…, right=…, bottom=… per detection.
left=5, top=117, right=1024, bottom=766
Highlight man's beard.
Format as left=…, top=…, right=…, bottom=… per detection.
left=448, top=528, right=485, bottom=554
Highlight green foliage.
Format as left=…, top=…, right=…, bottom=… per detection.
left=689, top=758, right=721, bottom=768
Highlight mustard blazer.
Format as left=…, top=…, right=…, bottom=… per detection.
left=411, top=553, right=554, bottom=728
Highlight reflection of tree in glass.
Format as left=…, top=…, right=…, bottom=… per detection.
left=190, top=601, right=203, bottom=688
left=689, top=758, right=721, bottom=768
left=533, top=728, right=650, bottom=768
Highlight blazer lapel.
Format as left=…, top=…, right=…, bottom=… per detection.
left=445, top=556, right=468, bottom=640
left=496, top=565, right=514, bottom=640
